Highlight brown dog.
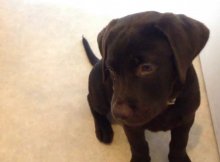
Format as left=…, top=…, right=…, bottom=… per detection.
left=82, top=11, right=209, bottom=162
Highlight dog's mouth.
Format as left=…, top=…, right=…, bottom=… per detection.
left=117, top=118, right=151, bottom=127
left=112, top=113, right=153, bottom=127
left=111, top=103, right=162, bottom=127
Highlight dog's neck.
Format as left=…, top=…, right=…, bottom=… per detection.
left=167, top=98, right=176, bottom=105
left=167, top=77, right=183, bottom=106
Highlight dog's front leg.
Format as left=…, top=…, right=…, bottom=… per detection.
left=168, top=118, right=194, bottom=162
left=123, top=125, right=150, bottom=162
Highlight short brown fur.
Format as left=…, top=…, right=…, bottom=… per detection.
left=82, top=11, right=209, bottom=162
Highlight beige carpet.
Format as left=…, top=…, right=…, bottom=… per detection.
left=0, top=1, right=219, bottom=162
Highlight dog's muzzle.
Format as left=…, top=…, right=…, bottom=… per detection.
left=111, top=102, right=134, bottom=121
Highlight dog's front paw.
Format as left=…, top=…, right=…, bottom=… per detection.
left=95, top=125, right=113, bottom=144
left=169, top=154, right=191, bottom=162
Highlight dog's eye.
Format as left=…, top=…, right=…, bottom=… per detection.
left=136, top=63, right=156, bottom=77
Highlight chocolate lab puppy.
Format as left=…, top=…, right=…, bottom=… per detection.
left=82, top=11, right=209, bottom=162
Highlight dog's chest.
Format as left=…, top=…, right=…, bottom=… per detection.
left=144, top=107, right=187, bottom=132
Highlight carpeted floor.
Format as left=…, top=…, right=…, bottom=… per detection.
left=0, top=1, right=219, bottom=162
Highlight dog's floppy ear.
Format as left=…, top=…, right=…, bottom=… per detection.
left=97, top=19, right=118, bottom=82
left=155, top=13, right=209, bottom=83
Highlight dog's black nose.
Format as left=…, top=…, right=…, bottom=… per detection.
left=112, top=102, right=134, bottom=120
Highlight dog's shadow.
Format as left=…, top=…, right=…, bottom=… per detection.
left=144, top=122, right=203, bottom=162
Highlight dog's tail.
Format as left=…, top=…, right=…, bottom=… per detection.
left=82, top=36, right=99, bottom=66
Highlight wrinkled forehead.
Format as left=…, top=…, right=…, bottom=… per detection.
left=105, top=24, right=172, bottom=65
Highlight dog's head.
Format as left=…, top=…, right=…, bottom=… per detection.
left=97, top=11, right=209, bottom=126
